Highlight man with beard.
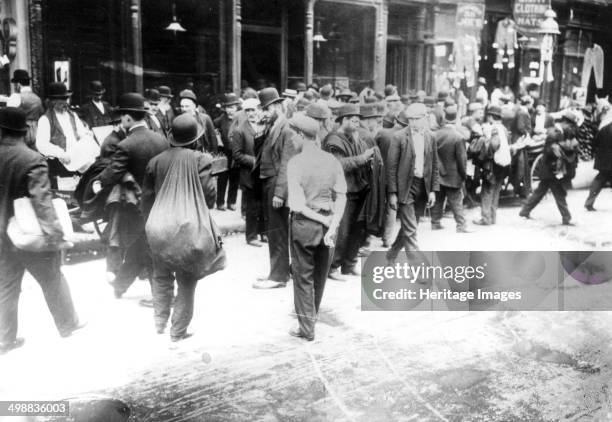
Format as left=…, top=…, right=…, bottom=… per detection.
left=386, top=104, right=439, bottom=261
left=323, top=104, right=374, bottom=280
left=156, top=86, right=176, bottom=135
left=179, top=89, right=217, bottom=153
left=79, top=80, right=112, bottom=129
left=215, top=93, right=241, bottom=211
left=252, top=88, right=297, bottom=289
left=6, top=70, right=44, bottom=149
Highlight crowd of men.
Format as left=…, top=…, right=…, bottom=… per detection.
left=1, top=67, right=611, bottom=352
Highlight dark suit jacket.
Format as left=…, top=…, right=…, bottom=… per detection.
left=80, top=100, right=112, bottom=128
left=323, top=130, right=370, bottom=194
left=195, top=111, right=218, bottom=154
left=435, top=124, right=467, bottom=189
left=386, top=127, right=439, bottom=204
left=231, top=119, right=257, bottom=188
left=375, top=126, right=401, bottom=170
left=214, top=113, right=236, bottom=168
left=511, top=107, right=532, bottom=143
left=98, top=125, right=169, bottom=189
left=258, top=117, right=296, bottom=200
left=0, top=139, right=63, bottom=253
left=593, top=121, right=612, bottom=172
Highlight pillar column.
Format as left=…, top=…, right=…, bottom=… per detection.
left=28, top=0, right=43, bottom=95
left=280, top=3, right=288, bottom=90
left=373, top=0, right=388, bottom=93
left=12, top=0, right=31, bottom=76
left=219, top=0, right=226, bottom=93
left=415, top=5, right=426, bottom=91
left=130, top=0, right=143, bottom=93
left=304, top=0, right=315, bottom=86
left=231, top=0, right=241, bottom=95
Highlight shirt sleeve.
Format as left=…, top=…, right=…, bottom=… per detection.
left=332, top=158, right=347, bottom=195
left=35, top=115, right=66, bottom=158
left=286, top=158, right=306, bottom=213
left=74, top=113, right=91, bottom=138
left=6, top=93, right=21, bottom=107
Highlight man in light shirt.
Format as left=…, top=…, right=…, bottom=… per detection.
left=35, top=82, right=92, bottom=186
left=5, top=69, right=44, bottom=149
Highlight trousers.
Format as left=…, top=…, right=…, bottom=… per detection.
left=110, top=233, right=152, bottom=296
left=0, top=249, right=78, bottom=344
left=331, top=189, right=368, bottom=272
left=290, top=216, right=333, bottom=339
left=263, top=177, right=291, bottom=283
left=480, top=178, right=504, bottom=224
left=521, top=179, right=571, bottom=223
left=585, top=171, right=612, bottom=208
left=431, top=185, right=466, bottom=229
left=151, top=259, right=198, bottom=339
left=243, top=185, right=265, bottom=242
left=217, top=167, right=240, bottom=207
left=388, top=177, right=427, bottom=258
left=382, top=199, right=397, bottom=246
left=581, top=44, right=604, bottom=89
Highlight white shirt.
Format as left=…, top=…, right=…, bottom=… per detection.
left=92, top=100, right=105, bottom=114
left=36, top=110, right=89, bottom=158
left=6, top=86, right=32, bottom=108
left=411, top=130, right=425, bottom=178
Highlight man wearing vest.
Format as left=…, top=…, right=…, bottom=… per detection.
left=35, top=82, right=92, bottom=188
left=6, top=70, right=44, bottom=150
left=79, top=80, right=112, bottom=129
left=156, top=85, right=176, bottom=135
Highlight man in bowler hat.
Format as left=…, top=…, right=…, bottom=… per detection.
left=79, top=80, right=112, bottom=129
left=94, top=93, right=169, bottom=299
left=252, top=87, right=297, bottom=289
left=0, top=107, right=84, bottom=355
left=156, top=85, right=176, bottom=135
left=214, top=93, right=241, bottom=211
left=6, top=69, right=44, bottom=149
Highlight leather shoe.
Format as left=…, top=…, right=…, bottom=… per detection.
left=431, top=223, right=444, bottom=230
left=260, top=235, right=268, bottom=243
left=585, top=205, right=596, bottom=211
left=0, top=337, right=25, bottom=355
left=562, top=220, right=575, bottom=226
left=247, top=240, right=263, bottom=247
left=59, top=320, right=87, bottom=338
left=328, top=269, right=346, bottom=282
left=518, top=211, right=530, bottom=219
left=289, top=328, right=314, bottom=341
left=342, top=267, right=361, bottom=277
left=456, top=227, right=473, bottom=233
left=472, top=219, right=490, bottom=226
left=139, top=298, right=155, bottom=308
left=253, top=279, right=286, bottom=289
left=171, top=332, right=194, bottom=342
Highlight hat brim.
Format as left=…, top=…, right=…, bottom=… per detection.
left=117, top=107, right=147, bottom=113
left=170, top=127, right=204, bottom=147
left=362, top=113, right=383, bottom=119
left=223, top=101, right=240, bottom=107
left=48, top=92, right=72, bottom=99
left=487, top=112, right=502, bottom=118
left=10, top=77, right=30, bottom=83
left=0, top=124, right=27, bottom=133
left=88, top=89, right=106, bottom=95
left=262, top=97, right=284, bottom=109
left=335, top=113, right=361, bottom=123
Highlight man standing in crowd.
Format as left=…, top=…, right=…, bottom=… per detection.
left=215, top=93, right=241, bottom=211
left=585, top=115, right=612, bottom=211
left=179, top=89, right=217, bottom=153
left=386, top=104, right=439, bottom=261
left=462, top=102, right=486, bottom=208
left=473, top=106, right=511, bottom=226
left=0, top=107, right=84, bottom=355
left=79, top=80, right=112, bottom=129
left=94, top=93, right=169, bottom=298
left=156, top=85, right=175, bottom=135
left=306, top=102, right=332, bottom=142
left=287, top=114, right=346, bottom=341
left=232, top=98, right=265, bottom=247
left=324, top=104, right=374, bottom=280
left=431, top=104, right=470, bottom=233
left=358, top=103, right=383, bottom=147
left=144, top=89, right=166, bottom=137
left=6, top=69, right=44, bottom=149
left=36, top=82, right=92, bottom=187
left=142, top=114, right=216, bottom=342
left=253, top=88, right=296, bottom=289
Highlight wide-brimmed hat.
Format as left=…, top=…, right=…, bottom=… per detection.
left=222, top=93, right=240, bottom=107
left=360, top=103, right=383, bottom=119
left=88, top=80, right=106, bottom=95
left=117, top=93, right=146, bottom=112
left=336, top=88, right=353, bottom=99
left=157, top=85, right=173, bottom=98
left=145, top=88, right=161, bottom=104
left=179, top=89, right=198, bottom=103
left=258, top=87, right=284, bottom=109
left=289, top=114, right=319, bottom=138
left=305, top=102, right=331, bottom=120
left=11, top=69, right=30, bottom=84
left=0, top=107, right=28, bottom=133
left=486, top=105, right=502, bottom=119
left=47, top=82, right=72, bottom=99
left=335, top=103, right=361, bottom=123
left=282, top=88, right=298, bottom=98
left=170, top=114, right=203, bottom=147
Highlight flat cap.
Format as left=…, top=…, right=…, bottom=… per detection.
left=306, top=102, right=331, bottom=120
left=289, top=114, right=319, bottom=138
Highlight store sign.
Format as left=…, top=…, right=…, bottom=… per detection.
left=513, top=0, right=548, bottom=38
left=456, top=3, right=485, bottom=36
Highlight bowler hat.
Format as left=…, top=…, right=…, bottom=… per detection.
left=409, top=90, right=419, bottom=101
left=364, top=96, right=378, bottom=104
left=437, top=90, right=449, bottom=102
left=258, top=87, right=284, bottom=108
left=444, top=105, right=458, bottom=123
left=336, top=88, right=353, bottom=99
left=335, top=103, right=361, bottom=123
left=88, top=80, right=106, bottom=95
left=382, top=111, right=396, bottom=128
left=360, top=103, right=383, bottom=119
left=179, top=89, right=198, bottom=103
left=170, top=114, right=203, bottom=147
left=306, top=102, right=331, bottom=120
left=157, top=85, right=173, bottom=98
left=0, top=107, right=28, bottom=133
left=47, top=82, right=72, bottom=99
left=486, top=105, right=502, bottom=119
left=293, top=82, right=307, bottom=92
left=282, top=88, right=298, bottom=98
left=289, top=114, right=319, bottom=138
left=222, top=93, right=240, bottom=107
left=384, top=84, right=397, bottom=97
left=145, top=88, right=161, bottom=104
left=11, top=69, right=30, bottom=84
left=424, top=96, right=435, bottom=107
left=117, top=92, right=146, bottom=112
left=348, top=95, right=360, bottom=104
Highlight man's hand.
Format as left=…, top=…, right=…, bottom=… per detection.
left=323, top=223, right=339, bottom=247
left=388, top=193, right=398, bottom=210
left=92, top=180, right=102, bottom=194
left=363, top=147, right=375, bottom=161
left=427, top=192, right=436, bottom=208
left=272, top=196, right=284, bottom=209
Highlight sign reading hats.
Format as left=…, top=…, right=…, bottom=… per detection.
left=258, top=87, right=284, bottom=109
left=47, top=82, right=72, bottom=99
left=170, top=114, right=203, bottom=147
left=513, top=0, right=549, bottom=40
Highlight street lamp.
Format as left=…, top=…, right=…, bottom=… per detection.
left=165, top=1, right=186, bottom=33
left=313, top=21, right=327, bottom=51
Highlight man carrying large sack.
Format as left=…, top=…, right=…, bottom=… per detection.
left=142, top=114, right=221, bottom=342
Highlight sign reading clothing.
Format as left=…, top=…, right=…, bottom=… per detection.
left=513, top=0, right=548, bottom=38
